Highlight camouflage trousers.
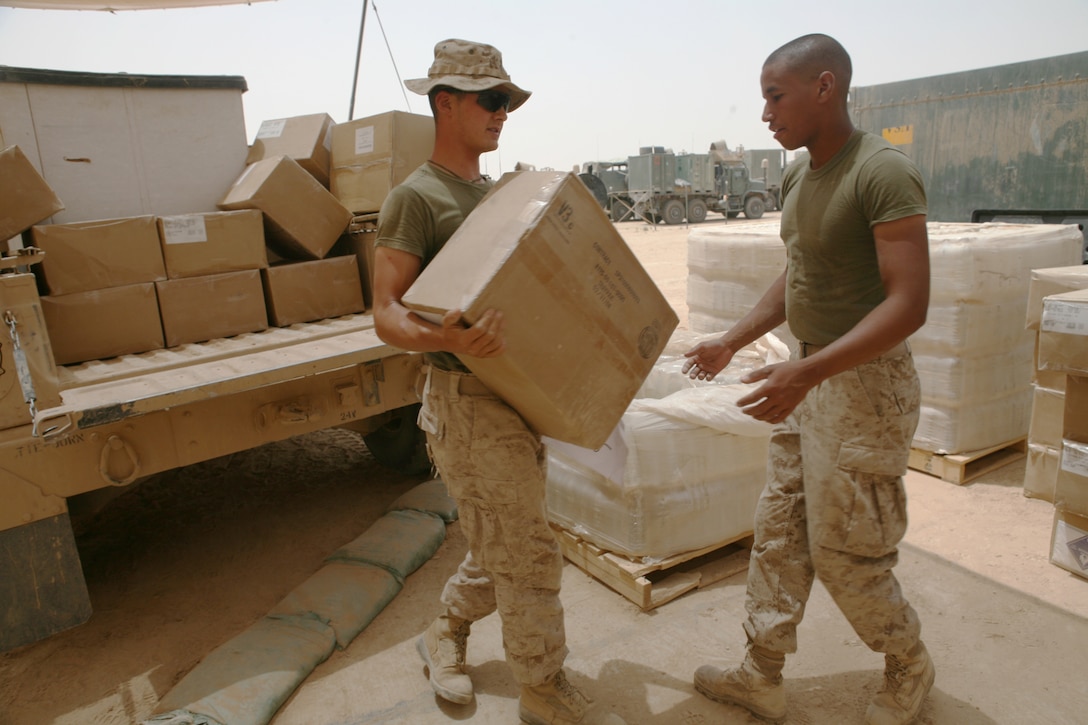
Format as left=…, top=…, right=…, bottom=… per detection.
left=418, top=367, right=567, bottom=686
left=743, top=346, right=924, bottom=658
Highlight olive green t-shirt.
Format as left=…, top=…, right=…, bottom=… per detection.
left=375, top=161, right=493, bottom=372
left=779, top=130, right=927, bottom=345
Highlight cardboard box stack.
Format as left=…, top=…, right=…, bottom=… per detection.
left=1037, top=287, right=1088, bottom=581
left=1023, top=266, right=1088, bottom=501
left=330, top=111, right=434, bottom=214
left=30, top=215, right=168, bottom=364
left=403, top=170, right=679, bottom=450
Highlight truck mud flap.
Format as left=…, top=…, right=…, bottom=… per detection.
left=144, top=478, right=456, bottom=725
left=0, top=513, right=92, bottom=652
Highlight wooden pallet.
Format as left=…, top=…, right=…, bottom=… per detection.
left=909, top=437, right=1027, bottom=485
left=554, top=525, right=752, bottom=610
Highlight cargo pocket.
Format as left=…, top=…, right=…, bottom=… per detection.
left=826, top=443, right=909, bottom=556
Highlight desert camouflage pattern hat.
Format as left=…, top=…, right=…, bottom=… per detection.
left=405, top=38, right=531, bottom=111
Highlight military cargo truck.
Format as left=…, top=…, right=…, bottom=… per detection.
left=0, top=66, right=427, bottom=652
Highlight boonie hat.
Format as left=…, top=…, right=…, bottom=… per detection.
left=405, top=38, right=531, bottom=112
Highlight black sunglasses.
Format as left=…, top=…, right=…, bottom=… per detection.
left=475, top=89, right=511, bottom=113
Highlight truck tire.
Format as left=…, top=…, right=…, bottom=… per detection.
left=662, top=199, right=685, bottom=225
left=687, top=199, right=708, bottom=224
left=362, top=403, right=431, bottom=475
left=610, top=199, right=631, bottom=222
left=744, top=195, right=766, bottom=219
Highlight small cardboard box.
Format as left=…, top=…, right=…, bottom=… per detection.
left=0, top=145, right=65, bottom=242
left=402, top=170, right=679, bottom=449
left=1026, top=265, right=1088, bottom=330
left=1038, top=289, right=1088, bottom=375
left=156, top=270, right=268, bottom=347
left=1050, top=508, right=1088, bottom=581
left=218, top=156, right=352, bottom=261
left=328, top=223, right=375, bottom=309
left=30, top=215, right=166, bottom=295
left=246, top=113, right=335, bottom=188
left=157, top=209, right=268, bottom=279
left=1033, top=333, right=1067, bottom=391
left=330, top=111, right=434, bottom=214
left=1057, top=441, right=1088, bottom=516
left=41, top=283, right=164, bottom=365
left=0, top=272, right=62, bottom=429
left=1029, top=383, right=1065, bottom=450
left=1024, top=441, right=1060, bottom=502
left=262, top=256, right=365, bottom=326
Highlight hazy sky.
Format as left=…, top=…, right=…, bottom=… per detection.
left=2, top=0, right=1087, bottom=176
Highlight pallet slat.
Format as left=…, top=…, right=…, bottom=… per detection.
left=554, top=526, right=752, bottom=610
left=909, top=437, right=1027, bottom=485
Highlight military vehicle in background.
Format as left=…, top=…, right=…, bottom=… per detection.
left=850, top=49, right=1088, bottom=259
left=578, top=143, right=785, bottom=225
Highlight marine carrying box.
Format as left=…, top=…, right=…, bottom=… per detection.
left=402, top=170, right=679, bottom=450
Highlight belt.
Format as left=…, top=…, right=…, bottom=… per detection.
left=799, top=340, right=910, bottom=360
left=424, top=365, right=493, bottom=395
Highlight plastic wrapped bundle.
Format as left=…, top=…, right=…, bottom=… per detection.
left=545, top=333, right=782, bottom=559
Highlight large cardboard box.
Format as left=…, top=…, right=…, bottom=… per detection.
left=29, top=215, right=166, bottom=295
left=0, top=145, right=65, bottom=243
left=1050, top=508, right=1088, bottom=582
left=219, top=156, right=352, bottom=261
left=402, top=171, right=679, bottom=449
left=41, top=283, right=164, bottom=365
left=330, top=111, right=434, bottom=214
left=0, top=272, right=62, bottom=429
left=157, top=209, right=268, bottom=279
left=1038, top=288, right=1088, bottom=375
left=246, top=113, right=335, bottom=188
left=156, top=270, right=268, bottom=347
left=261, top=256, right=365, bottom=326
left=1026, top=265, right=1088, bottom=330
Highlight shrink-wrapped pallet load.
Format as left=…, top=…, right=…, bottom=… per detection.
left=544, top=331, right=785, bottom=559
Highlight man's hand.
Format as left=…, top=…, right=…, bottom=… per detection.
left=682, top=338, right=735, bottom=381
left=736, top=361, right=816, bottom=424
left=443, top=308, right=506, bottom=358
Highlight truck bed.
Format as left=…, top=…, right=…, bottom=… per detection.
left=42, top=312, right=400, bottom=429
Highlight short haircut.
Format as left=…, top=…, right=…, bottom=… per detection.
left=765, top=33, right=852, bottom=89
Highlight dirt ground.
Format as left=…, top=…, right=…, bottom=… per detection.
left=2, top=215, right=1087, bottom=725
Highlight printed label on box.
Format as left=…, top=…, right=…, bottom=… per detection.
left=161, top=215, right=209, bottom=244
left=1068, top=531, right=1088, bottom=571
left=1061, top=440, right=1088, bottom=476
left=256, top=118, right=287, bottom=140
left=354, top=126, right=375, bottom=155
left=1041, top=300, right=1088, bottom=336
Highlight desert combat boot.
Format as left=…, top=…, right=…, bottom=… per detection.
left=416, top=613, right=473, bottom=704
left=693, top=646, right=787, bottom=723
left=519, top=669, right=627, bottom=725
left=865, top=641, right=935, bottom=725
